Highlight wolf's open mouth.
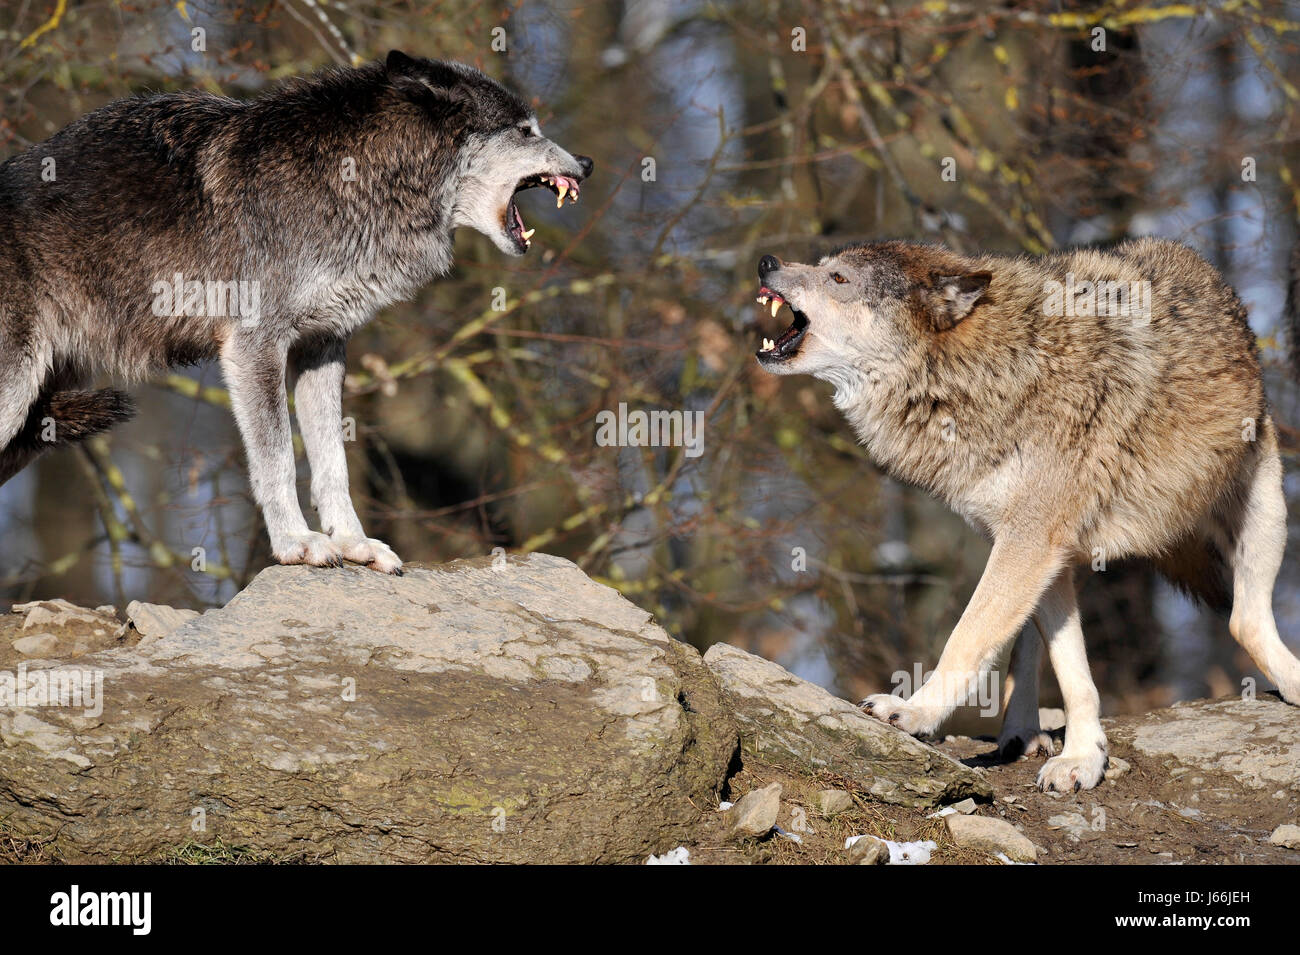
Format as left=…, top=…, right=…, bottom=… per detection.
left=755, top=287, right=809, bottom=363
left=505, top=174, right=582, bottom=252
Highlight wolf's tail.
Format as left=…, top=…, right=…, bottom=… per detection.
left=0, top=389, right=136, bottom=487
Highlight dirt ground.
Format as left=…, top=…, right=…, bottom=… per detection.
left=684, top=726, right=1300, bottom=865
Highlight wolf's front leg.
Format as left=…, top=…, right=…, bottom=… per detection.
left=861, top=534, right=1065, bottom=737
left=291, top=334, right=402, bottom=575
left=221, top=336, right=342, bottom=567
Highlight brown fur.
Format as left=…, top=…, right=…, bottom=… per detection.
left=756, top=237, right=1300, bottom=792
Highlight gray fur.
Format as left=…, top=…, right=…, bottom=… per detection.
left=0, top=51, right=591, bottom=573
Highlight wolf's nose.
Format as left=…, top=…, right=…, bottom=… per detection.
left=758, top=254, right=781, bottom=278
left=575, top=155, right=594, bottom=179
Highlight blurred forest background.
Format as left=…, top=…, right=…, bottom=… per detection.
left=2, top=0, right=1300, bottom=722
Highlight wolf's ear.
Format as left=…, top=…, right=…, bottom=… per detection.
left=386, top=50, right=420, bottom=75
left=386, top=51, right=466, bottom=108
left=926, top=271, right=991, bottom=331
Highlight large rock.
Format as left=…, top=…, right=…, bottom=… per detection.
left=1114, top=697, right=1300, bottom=791
left=0, top=555, right=737, bottom=863
left=702, top=643, right=991, bottom=807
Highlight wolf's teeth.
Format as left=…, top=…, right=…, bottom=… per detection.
left=762, top=338, right=775, bottom=352
left=521, top=228, right=535, bottom=240
left=757, top=295, right=769, bottom=305
left=770, top=299, right=782, bottom=318
left=557, top=183, right=568, bottom=206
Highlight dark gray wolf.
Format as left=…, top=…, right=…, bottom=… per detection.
left=0, top=51, right=592, bottom=574
left=754, top=238, right=1300, bottom=791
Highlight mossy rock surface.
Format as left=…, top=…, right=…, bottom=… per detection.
left=703, top=643, right=991, bottom=807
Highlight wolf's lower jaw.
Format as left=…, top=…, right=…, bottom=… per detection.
left=273, top=531, right=403, bottom=575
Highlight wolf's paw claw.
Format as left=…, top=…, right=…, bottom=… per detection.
left=1037, top=751, right=1107, bottom=793
left=335, top=537, right=404, bottom=575
left=858, top=693, right=939, bottom=737
left=275, top=532, right=344, bottom=569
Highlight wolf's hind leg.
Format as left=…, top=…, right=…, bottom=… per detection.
left=1034, top=568, right=1108, bottom=792
left=998, top=624, right=1056, bottom=759
left=1222, top=425, right=1300, bottom=702
left=0, top=336, right=48, bottom=445
left=0, top=332, right=53, bottom=483
left=290, top=335, right=402, bottom=575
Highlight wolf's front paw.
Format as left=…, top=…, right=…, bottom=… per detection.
left=1037, top=749, right=1107, bottom=793
left=335, top=537, right=404, bottom=575
left=859, top=693, right=941, bottom=737
left=275, top=531, right=344, bottom=568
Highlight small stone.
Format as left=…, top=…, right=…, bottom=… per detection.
left=1268, top=824, right=1300, bottom=849
left=846, top=835, right=889, bottom=865
left=950, top=797, right=977, bottom=815
left=817, top=789, right=853, bottom=816
left=12, top=633, right=59, bottom=657
left=1047, top=811, right=1090, bottom=840
left=1104, top=756, right=1130, bottom=781
left=13, top=599, right=109, bottom=630
left=125, top=601, right=199, bottom=642
left=727, top=783, right=781, bottom=837
left=945, top=814, right=1037, bottom=862
left=646, top=847, right=691, bottom=865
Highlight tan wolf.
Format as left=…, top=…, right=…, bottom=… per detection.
left=754, top=237, right=1300, bottom=792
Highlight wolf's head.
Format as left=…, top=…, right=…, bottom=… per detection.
left=753, top=242, right=992, bottom=390
left=384, top=51, right=592, bottom=257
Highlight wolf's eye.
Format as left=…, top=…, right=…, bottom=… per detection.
left=518, top=125, right=537, bottom=137
left=831, top=273, right=847, bottom=284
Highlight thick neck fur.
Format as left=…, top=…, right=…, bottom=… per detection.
left=827, top=256, right=1049, bottom=518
